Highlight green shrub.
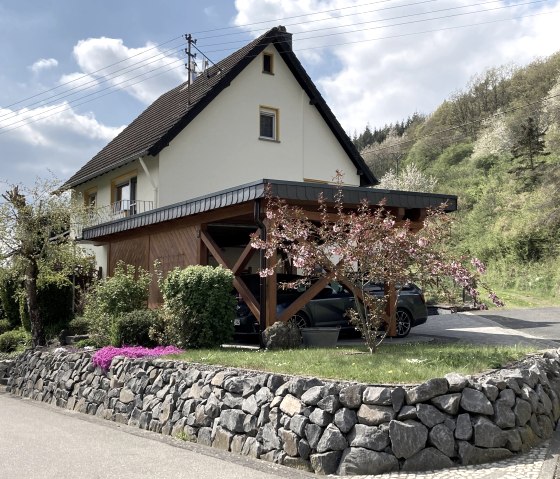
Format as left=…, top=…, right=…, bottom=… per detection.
left=75, top=337, right=101, bottom=348
left=19, top=296, right=30, bottom=332
left=68, top=316, right=90, bottom=335
left=38, top=281, right=74, bottom=338
left=0, top=319, right=11, bottom=335
left=84, top=262, right=151, bottom=346
left=0, top=277, right=20, bottom=329
left=158, top=265, right=235, bottom=348
left=0, top=328, right=30, bottom=353
left=111, top=309, right=159, bottom=347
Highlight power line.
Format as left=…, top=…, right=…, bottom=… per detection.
left=0, top=58, right=184, bottom=135
left=0, top=34, right=185, bottom=112
left=196, top=0, right=551, bottom=50
left=1, top=4, right=556, bottom=133
left=295, top=0, right=550, bottom=39
left=196, top=0, right=441, bottom=41
left=0, top=42, right=186, bottom=124
left=191, top=0, right=400, bottom=35
left=2, top=1, right=431, bottom=112
left=200, top=8, right=557, bottom=57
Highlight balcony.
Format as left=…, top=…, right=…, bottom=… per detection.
left=84, top=199, right=154, bottom=228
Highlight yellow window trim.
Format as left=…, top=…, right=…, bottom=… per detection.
left=259, top=106, right=280, bottom=141
left=110, top=169, right=137, bottom=204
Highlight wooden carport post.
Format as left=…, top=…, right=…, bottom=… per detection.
left=385, top=282, right=397, bottom=337
left=265, top=250, right=277, bottom=328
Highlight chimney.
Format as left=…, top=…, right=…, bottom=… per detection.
left=276, top=25, right=292, bottom=49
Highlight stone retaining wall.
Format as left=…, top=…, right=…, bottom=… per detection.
left=7, top=349, right=560, bottom=475
left=0, top=359, right=14, bottom=385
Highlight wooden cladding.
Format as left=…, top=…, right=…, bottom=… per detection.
left=108, top=225, right=200, bottom=306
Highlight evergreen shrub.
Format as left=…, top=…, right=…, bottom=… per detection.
left=0, top=319, right=11, bottom=335
left=111, top=309, right=159, bottom=347
left=158, top=265, right=235, bottom=348
left=0, top=328, right=30, bottom=353
left=84, top=262, right=151, bottom=346
left=68, top=316, right=90, bottom=335
left=0, top=278, right=20, bottom=329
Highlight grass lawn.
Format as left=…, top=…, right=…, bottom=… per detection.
left=171, top=343, right=538, bottom=385
left=490, top=288, right=560, bottom=309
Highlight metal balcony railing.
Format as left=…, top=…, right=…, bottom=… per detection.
left=84, top=199, right=154, bottom=228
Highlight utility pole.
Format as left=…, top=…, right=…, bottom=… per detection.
left=184, top=34, right=197, bottom=105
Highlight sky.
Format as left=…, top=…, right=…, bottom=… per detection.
left=0, top=0, right=559, bottom=189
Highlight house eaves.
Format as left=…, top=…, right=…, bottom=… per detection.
left=81, top=179, right=457, bottom=241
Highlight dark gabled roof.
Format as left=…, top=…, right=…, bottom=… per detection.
left=81, top=178, right=457, bottom=240
left=64, top=26, right=377, bottom=189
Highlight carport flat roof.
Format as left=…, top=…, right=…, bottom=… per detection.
left=81, top=179, right=457, bottom=241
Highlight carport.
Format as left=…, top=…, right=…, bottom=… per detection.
left=80, top=178, right=457, bottom=337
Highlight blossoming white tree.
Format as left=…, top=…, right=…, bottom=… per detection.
left=251, top=172, right=503, bottom=353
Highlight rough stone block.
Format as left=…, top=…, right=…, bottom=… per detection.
left=348, top=424, right=389, bottom=451
left=431, top=393, right=461, bottom=415
left=337, top=447, right=398, bottom=476
left=280, top=394, right=304, bottom=416
left=389, top=420, right=428, bottom=459
left=457, top=440, right=513, bottom=465
left=402, top=447, right=454, bottom=471
left=416, top=403, right=447, bottom=428
left=460, top=387, right=494, bottom=415
left=406, top=378, right=449, bottom=405
left=339, top=384, right=364, bottom=409
left=311, top=450, right=343, bottom=475
left=334, top=407, right=357, bottom=433
left=429, top=423, right=456, bottom=457
left=357, top=404, right=395, bottom=426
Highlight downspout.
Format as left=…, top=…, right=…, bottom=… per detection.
left=254, top=199, right=267, bottom=349
left=138, top=157, right=158, bottom=208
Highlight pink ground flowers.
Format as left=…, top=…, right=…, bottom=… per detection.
left=92, top=345, right=183, bottom=371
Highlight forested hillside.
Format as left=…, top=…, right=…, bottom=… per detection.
left=357, top=52, right=560, bottom=304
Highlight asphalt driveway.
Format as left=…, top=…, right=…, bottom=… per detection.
left=404, top=307, right=560, bottom=348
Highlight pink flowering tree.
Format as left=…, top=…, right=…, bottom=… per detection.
left=251, top=172, right=503, bottom=353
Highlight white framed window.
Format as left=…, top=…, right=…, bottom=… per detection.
left=259, top=107, right=279, bottom=141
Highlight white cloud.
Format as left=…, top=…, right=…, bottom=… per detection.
left=0, top=103, right=124, bottom=186
left=29, top=57, right=58, bottom=73
left=234, top=0, right=560, bottom=132
left=58, top=72, right=100, bottom=91
left=70, top=37, right=188, bottom=105
left=0, top=35, right=189, bottom=188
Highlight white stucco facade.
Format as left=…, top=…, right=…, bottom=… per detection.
left=158, top=45, right=360, bottom=206
left=74, top=44, right=360, bottom=215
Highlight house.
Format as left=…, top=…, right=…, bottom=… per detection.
left=65, top=26, right=456, bottom=331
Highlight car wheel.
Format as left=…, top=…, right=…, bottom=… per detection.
left=288, top=312, right=309, bottom=330
left=396, top=309, right=412, bottom=338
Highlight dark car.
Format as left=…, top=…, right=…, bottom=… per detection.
left=234, top=274, right=428, bottom=340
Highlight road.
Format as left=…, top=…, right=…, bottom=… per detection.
left=0, top=393, right=312, bottom=479
left=408, top=307, right=560, bottom=348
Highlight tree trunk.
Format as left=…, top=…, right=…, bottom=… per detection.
left=26, top=259, right=45, bottom=347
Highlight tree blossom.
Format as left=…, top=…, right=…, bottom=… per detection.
left=251, top=172, right=503, bottom=353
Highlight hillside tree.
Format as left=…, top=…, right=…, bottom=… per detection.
left=511, top=116, right=549, bottom=173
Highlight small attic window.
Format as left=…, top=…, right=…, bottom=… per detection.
left=263, top=53, right=273, bottom=74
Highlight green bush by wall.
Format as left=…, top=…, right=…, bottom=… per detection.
left=159, top=265, right=235, bottom=348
